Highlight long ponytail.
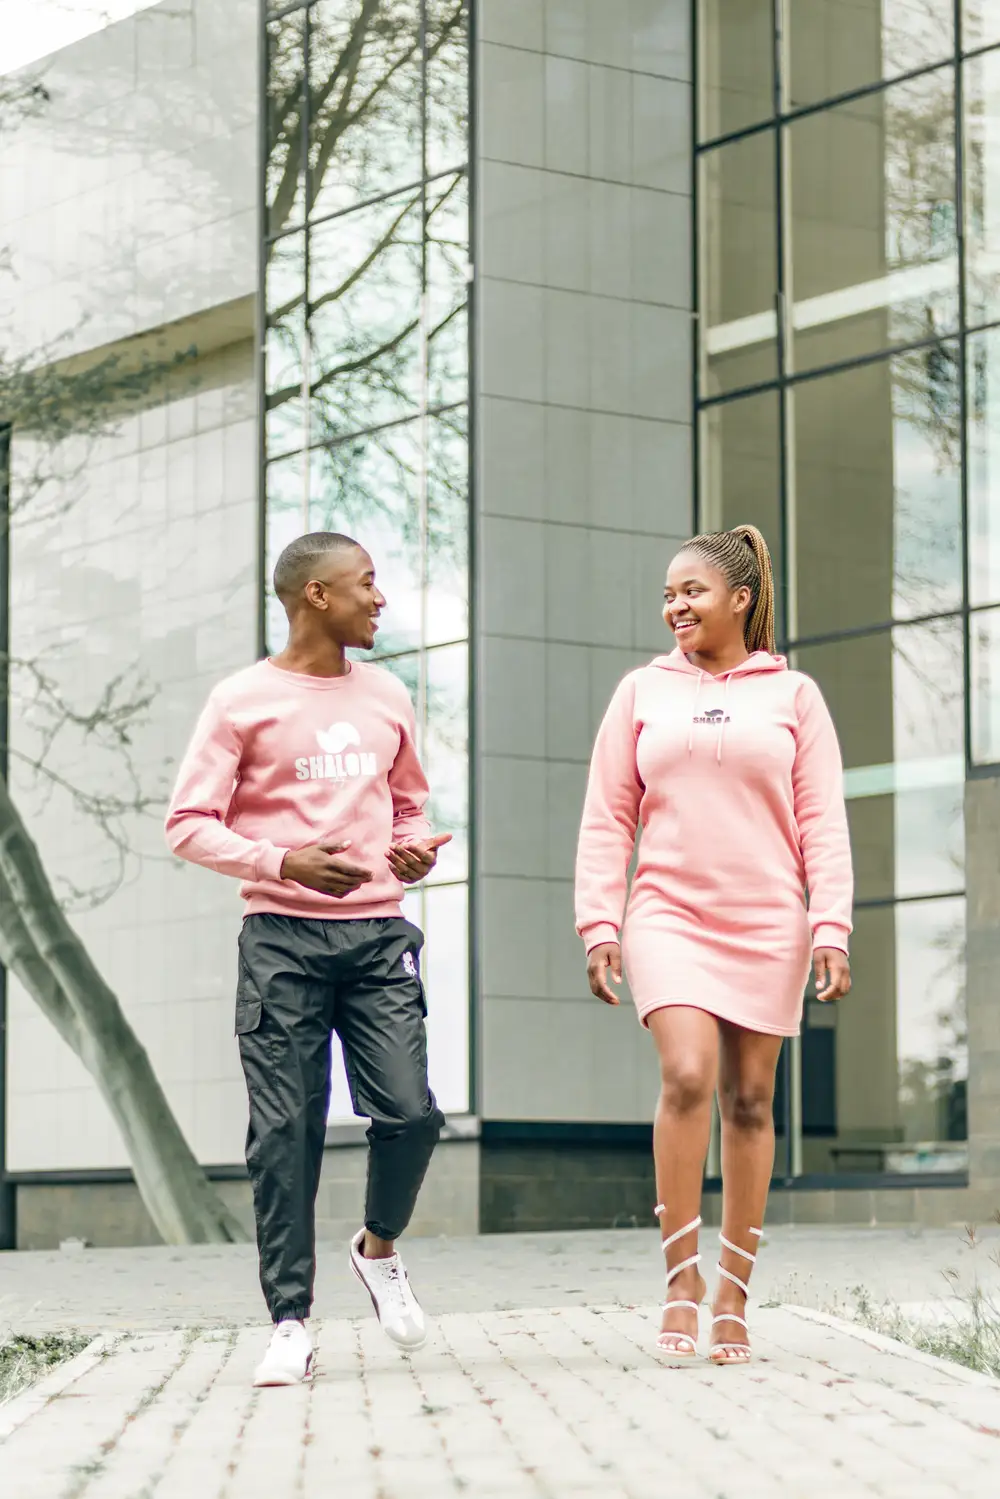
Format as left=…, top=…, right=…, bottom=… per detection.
left=681, top=523, right=777, bottom=655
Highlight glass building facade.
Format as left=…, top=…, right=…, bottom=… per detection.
left=695, top=1, right=1000, bottom=1180
left=262, top=0, right=471, bottom=1116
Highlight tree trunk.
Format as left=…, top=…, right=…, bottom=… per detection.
left=0, top=780, right=248, bottom=1244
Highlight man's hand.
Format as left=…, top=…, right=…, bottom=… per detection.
left=386, top=833, right=452, bottom=885
left=814, top=947, right=851, bottom=1002
left=280, top=841, right=374, bottom=898
left=587, top=942, right=623, bottom=1006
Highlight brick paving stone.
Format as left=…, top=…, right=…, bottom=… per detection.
left=3, top=1231, right=1000, bottom=1498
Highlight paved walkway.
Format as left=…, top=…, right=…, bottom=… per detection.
left=2, top=1228, right=1000, bottom=1496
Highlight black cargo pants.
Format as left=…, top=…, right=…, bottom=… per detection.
left=235, top=913, right=445, bottom=1324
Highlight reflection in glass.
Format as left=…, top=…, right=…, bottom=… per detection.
left=698, top=391, right=784, bottom=635
left=307, top=0, right=423, bottom=222
left=264, top=453, right=309, bottom=655
left=964, top=49, right=1000, bottom=327
left=846, top=781, right=964, bottom=903
left=427, top=171, right=470, bottom=409
left=788, top=0, right=952, bottom=110
left=419, top=882, right=470, bottom=1112
left=309, top=192, right=424, bottom=441
left=788, top=71, right=958, bottom=373
left=266, top=232, right=307, bottom=457
left=795, top=618, right=963, bottom=772
left=699, top=131, right=778, bottom=396
left=968, top=328, right=1000, bottom=606
left=697, top=0, right=774, bottom=142
left=426, top=0, right=470, bottom=177
left=792, top=347, right=962, bottom=638
left=964, top=2, right=1000, bottom=50
left=970, top=605, right=1000, bottom=764
left=266, top=6, right=306, bottom=235
left=306, top=410, right=468, bottom=656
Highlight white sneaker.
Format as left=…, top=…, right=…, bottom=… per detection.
left=350, top=1228, right=427, bottom=1351
left=252, top=1319, right=314, bottom=1387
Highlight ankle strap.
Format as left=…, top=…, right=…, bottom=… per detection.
left=659, top=1214, right=702, bottom=1252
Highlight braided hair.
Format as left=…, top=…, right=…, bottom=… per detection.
left=680, top=524, right=777, bottom=655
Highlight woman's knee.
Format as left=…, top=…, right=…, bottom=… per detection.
left=719, top=1078, right=774, bottom=1132
left=659, top=1058, right=714, bottom=1116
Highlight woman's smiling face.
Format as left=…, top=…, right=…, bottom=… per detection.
left=663, top=550, right=751, bottom=658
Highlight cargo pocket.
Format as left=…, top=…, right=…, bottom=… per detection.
left=234, top=956, right=263, bottom=1036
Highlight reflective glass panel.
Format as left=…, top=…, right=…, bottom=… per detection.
left=699, top=130, right=779, bottom=396
left=266, top=6, right=306, bottom=236
left=427, top=170, right=469, bottom=409
left=309, top=191, right=424, bottom=442
left=307, top=0, right=423, bottom=222
left=787, top=70, right=959, bottom=373
left=967, top=327, right=1000, bottom=605
left=792, top=346, right=962, bottom=638
left=698, top=391, right=784, bottom=636
left=426, top=0, right=469, bottom=176
left=697, top=0, right=774, bottom=141
left=964, top=3, right=1000, bottom=49
left=970, top=604, right=1000, bottom=763
left=964, top=48, right=1000, bottom=327
left=265, top=231, right=307, bottom=457
left=799, top=897, right=967, bottom=1176
left=789, top=0, right=953, bottom=110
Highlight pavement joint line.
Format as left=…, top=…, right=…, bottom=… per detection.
left=785, top=1305, right=1000, bottom=1388
left=0, top=1335, right=109, bottom=1444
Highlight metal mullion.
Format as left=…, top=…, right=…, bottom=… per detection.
left=957, top=0, right=975, bottom=774
left=265, top=399, right=467, bottom=465
left=853, top=889, right=966, bottom=911
left=781, top=605, right=965, bottom=656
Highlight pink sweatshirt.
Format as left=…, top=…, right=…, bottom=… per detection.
left=165, top=659, right=430, bottom=920
left=575, top=651, right=853, bottom=963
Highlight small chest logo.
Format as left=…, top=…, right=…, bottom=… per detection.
left=402, top=951, right=418, bottom=979
left=692, top=708, right=731, bottom=725
left=294, top=721, right=378, bottom=782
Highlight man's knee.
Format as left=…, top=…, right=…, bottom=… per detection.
left=369, top=1097, right=445, bottom=1142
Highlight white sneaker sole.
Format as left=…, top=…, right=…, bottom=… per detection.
left=253, top=1354, right=314, bottom=1388
left=351, top=1258, right=428, bottom=1351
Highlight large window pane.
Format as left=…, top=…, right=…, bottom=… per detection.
left=795, top=617, right=963, bottom=771
left=264, top=452, right=309, bottom=655
left=787, top=70, right=959, bottom=373
left=789, top=1, right=953, bottom=110
left=698, top=391, right=784, bottom=636
left=307, top=0, right=423, bottom=222
left=845, top=779, right=964, bottom=903
left=800, top=897, right=967, bottom=1177
left=309, top=191, right=424, bottom=442
left=266, top=6, right=306, bottom=236
left=699, top=131, right=778, bottom=397
left=968, top=328, right=1000, bottom=606
left=792, top=347, right=962, bottom=638
left=307, top=409, right=468, bottom=656
left=265, top=231, right=307, bottom=458
left=419, top=881, right=470, bottom=1113
left=427, top=170, right=469, bottom=409
left=964, top=49, right=1000, bottom=327
left=426, top=0, right=469, bottom=176
left=971, top=604, right=1000, bottom=763
left=697, top=0, right=774, bottom=141
left=964, top=3, right=1000, bottom=49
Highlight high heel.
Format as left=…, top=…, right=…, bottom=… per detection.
left=653, top=1205, right=704, bottom=1361
left=709, top=1227, right=762, bottom=1365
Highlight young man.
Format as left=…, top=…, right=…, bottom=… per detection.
left=165, top=532, right=449, bottom=1386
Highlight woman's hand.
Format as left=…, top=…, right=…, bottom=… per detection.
left=813, top=948, right=851, bottom=1002
left=587, top=942, right=623, bottom=1005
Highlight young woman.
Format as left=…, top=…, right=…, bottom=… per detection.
left=574, top=525, right=853, bottom=1365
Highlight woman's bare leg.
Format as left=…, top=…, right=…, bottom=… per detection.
left=646, top=1006, right=719, bottom=1349
left=713, top=1022, right=784, bottom=1359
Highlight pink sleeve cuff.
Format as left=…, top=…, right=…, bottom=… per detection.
left=256, top=842, right=290, bottom=883
left=581, top=922, right=621, bottom=953
left=812, top=924, right=850, bottom=954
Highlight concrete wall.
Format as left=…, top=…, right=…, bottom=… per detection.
left=473, top=1, right=694, bottom=1126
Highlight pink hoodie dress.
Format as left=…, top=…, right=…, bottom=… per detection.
left=574, top=650, right=853, bottom=1036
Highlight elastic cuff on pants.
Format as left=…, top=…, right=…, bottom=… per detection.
left=271, top=1305, right=310, bottom=1325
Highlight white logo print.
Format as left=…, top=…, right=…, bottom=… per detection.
left=316, top=722, right=361, bottom=755
left=294, top=720, right=378, bottom=783
left=402, top=951, right=418, bottom=979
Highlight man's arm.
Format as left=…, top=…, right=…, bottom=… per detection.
left=164, top=693, right=289, bottom=882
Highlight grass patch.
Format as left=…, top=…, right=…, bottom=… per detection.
left=0, top=1333, right=91, bottom=1407
left=851, top=1221, right=1000, bottom=1379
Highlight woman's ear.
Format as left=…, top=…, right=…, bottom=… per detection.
left=732, top=584, right=752, bottom=618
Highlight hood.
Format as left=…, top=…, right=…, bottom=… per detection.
left=647, top=649, right=788, bottom=764
left=649, top=648, right=788, bottom=679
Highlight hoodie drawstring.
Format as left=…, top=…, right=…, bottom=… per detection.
left=717, top=676, right=730, bottom=764
left=688, top=675, right=703, bottom=756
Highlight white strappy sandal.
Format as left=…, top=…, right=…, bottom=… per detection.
left=653, top=1205, right=705, bottom=1362
left=709, top=1227, right=762, bottom=1365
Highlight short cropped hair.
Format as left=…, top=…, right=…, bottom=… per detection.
left=272, top=531, right=361, bottom=603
